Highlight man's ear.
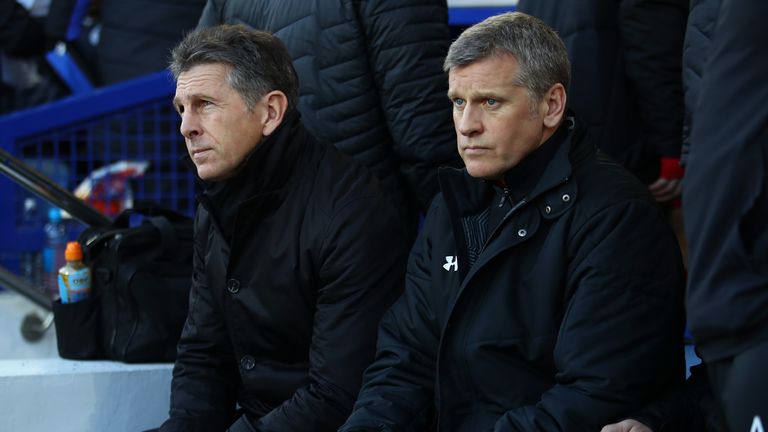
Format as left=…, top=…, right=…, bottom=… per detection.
left=261, top=90, right=289, bottom=137
left=540, top=83, right=566, bottom=129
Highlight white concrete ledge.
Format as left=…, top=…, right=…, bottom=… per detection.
left=0, top=358, right=173, bottom=432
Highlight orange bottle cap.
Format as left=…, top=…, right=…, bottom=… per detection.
left=65, top=241, right=83, bottom=261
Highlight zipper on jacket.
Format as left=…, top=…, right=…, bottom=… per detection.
left=498, top=187, right=511, bottom=208
left=481, top=176, right=570, bottom=252
left=482, top=197, right=527, bottom=252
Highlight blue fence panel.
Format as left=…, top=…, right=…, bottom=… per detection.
left=0, top=71, right=196, bottom=278
left=448, top=5, right=517, bottom=26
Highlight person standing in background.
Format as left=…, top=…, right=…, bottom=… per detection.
left=683, top=0, right=768, bottom=430
left=0, top=0, right=68, bottom=112
left=0, top=0, right=48, bottom=56
left=516, top=0, right=688, bottom=202
left=93, top=0, right=206, bottom=85
left=607, top=1, right=768, bottom=430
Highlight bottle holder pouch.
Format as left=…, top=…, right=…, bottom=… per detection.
left=52, top=296, right=102, bottom=359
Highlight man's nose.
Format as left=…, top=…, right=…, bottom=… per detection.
left=179, top=111, right=201, bottom=139
left=456, top=105, right=482, bottom=137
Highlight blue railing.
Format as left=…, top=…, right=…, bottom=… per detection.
left=0, top=71, right=196, bottom=277
left=449, top=5, right=517, bottom=26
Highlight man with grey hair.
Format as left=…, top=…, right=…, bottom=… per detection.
left=340, top=12, right=684, bottom=431
left=156, top=25, right=408, bottom=432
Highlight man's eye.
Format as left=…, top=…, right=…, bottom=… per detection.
left=453, top=98, right=465, bottom=107
left=486, top=98, right=497, bottom=106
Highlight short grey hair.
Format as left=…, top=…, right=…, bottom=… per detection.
left=444, top=12, right=570, bottom=104
left=169, top=24, right=299, bottom=111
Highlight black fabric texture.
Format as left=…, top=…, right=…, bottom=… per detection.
left=517, top=0, right=687, bottom=183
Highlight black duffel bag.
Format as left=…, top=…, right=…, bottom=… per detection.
left=53, top=205, right=193, bottom=362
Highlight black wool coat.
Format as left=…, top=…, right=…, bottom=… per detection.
left=160, top=114, right=409, bottom=432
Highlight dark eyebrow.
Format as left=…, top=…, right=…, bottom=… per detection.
left=475, top=92, right=501, bottom=101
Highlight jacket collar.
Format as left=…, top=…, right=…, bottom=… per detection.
left=191, top=109, right=307, bottom=240
left=439, top=114, right=579, bottom=217
left=502, top=120, right=568, bottom=203
left=200, top=109, right=304, bottom=198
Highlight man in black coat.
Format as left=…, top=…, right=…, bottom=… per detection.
left=340, top=12, right=685, bottom=431
left=157, top=25, right=408, bottom=432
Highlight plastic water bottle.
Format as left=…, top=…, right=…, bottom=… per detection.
left=58, top=242, right=91, bottom=303
left=43, top=208, right=67, bottom=299
left=20, top=198, right=41, bottom=286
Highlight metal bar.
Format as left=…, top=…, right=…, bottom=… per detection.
left=0, top=264, right=52, bottom=311
left=0, top=147, right=112, bottom=228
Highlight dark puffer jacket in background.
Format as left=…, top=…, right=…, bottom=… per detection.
left=97, top=0, right=206, bottom=85
left=684, top=0, right=768, bottom=364
left=197, top=0, right=459, bottom=217
left=680, top=0, right=721, bottom=164
left=517, top=0, right=687, bottom=184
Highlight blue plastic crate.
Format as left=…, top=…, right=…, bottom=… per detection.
left=0, top=71, right=196, bottom=277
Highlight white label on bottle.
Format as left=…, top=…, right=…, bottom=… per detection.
left=58, top=267, right=91, bottom=303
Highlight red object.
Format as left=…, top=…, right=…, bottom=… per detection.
left=660, top=157, right=685, bottom=180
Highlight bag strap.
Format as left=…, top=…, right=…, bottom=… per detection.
left=146, top=216, right=178, bottom=259
left=113, top=203, right=189, bottom=228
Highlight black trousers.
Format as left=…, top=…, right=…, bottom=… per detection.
left=709, top=339, right=768, bottom=432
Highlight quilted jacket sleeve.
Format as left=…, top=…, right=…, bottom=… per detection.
left=196, top=0, right=223, bottom=28
left=494, top=200, right=686, bottom=431
left=339, top=198, right=445, bottom=432
left=160, top=210, right=240, bottom=432
left=619, top=0, right=688, bottom=160
left=356, top=0, right=460, bottom=211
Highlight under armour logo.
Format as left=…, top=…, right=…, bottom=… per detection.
left=443, top=256, right=458, bottom=272
left=752, top=416, right=764, bottom=432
